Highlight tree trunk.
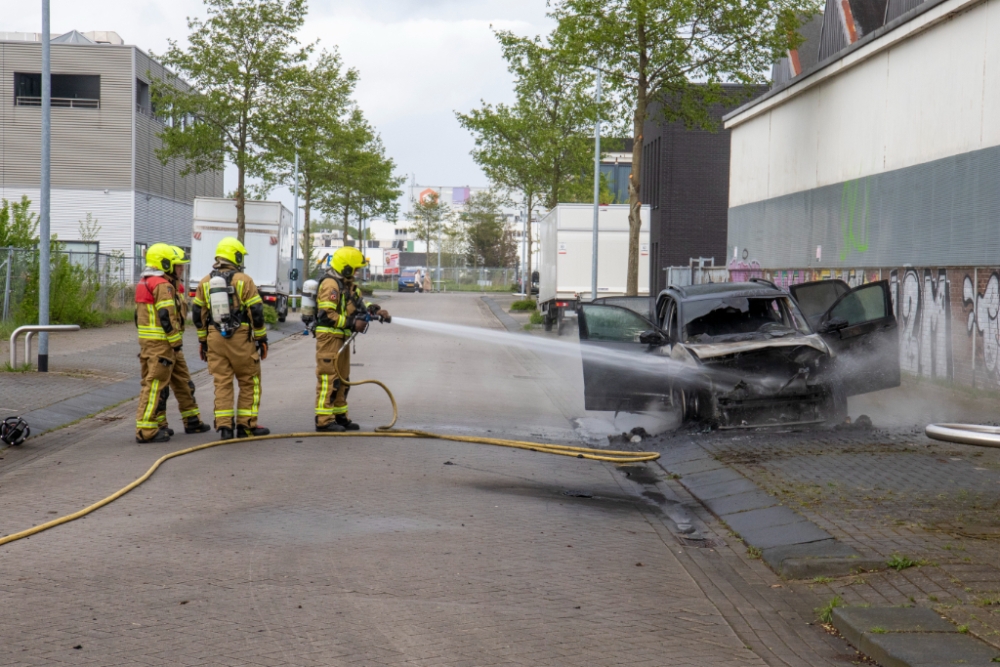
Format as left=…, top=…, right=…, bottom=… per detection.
left=626, top=23, right=649, bottom=297
left=303, top=178, right=312, bottom=280
left=236, top=162, right=246, bottom=244
left=526, top=191, right=533, bottom=299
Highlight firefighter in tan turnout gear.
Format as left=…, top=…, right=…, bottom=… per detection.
left=192, top=237, right=271, bottom=441
left=134, top=243, right=186, bottom=443
left=313, top=247, right=391, bottom=432
left=151, top=246, right=211, bottom=437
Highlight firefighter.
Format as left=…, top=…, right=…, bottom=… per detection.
left=191, top=237, right=270, bottom=440
left=313, top=247, right=391, bottom=432
left=134, top=243, right=185, bottom=443
left=151, top=246, right=211, bottom=436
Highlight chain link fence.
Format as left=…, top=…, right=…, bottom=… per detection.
left=365, top=266, right=518, bottom=292
left=0, top=246, right=138, bottom=323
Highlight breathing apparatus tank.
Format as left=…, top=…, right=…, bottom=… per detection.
left=209, top=274, right=235, bottom=337
left=301, top=279, right=319, bottom=324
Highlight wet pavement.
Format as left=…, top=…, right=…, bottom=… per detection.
left=0, top=292, right=866, bottom=666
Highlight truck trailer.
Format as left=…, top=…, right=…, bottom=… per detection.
left=190, top=197, right=294, bottom=321
left=537, top=204, right=650, bottom=333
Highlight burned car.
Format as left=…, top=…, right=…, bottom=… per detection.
left=577, top=279, right=901, bottom=428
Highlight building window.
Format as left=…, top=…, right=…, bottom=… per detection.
left=61, top=241, right=99, bottom=270
left=14, top=72, right=101, bottom=109
left=136, top=78, right=151, bottom=114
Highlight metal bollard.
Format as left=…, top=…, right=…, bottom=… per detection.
left=9, top=325, right=80, bottom=369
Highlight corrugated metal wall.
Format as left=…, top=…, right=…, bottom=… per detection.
left=728, top=143, right=1000, bottom=268
left=134, top=192, right=194, bottom=249
left=1, top=41, right=133, bottom=190
left=0, top=186, right=133, bottom=253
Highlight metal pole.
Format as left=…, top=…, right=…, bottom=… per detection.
left=521, top=208, right=527, bottom=295
left=292, top=152, right=299, bottom=299
left=590, top=61, right=602, bottom=303
left=39, top=0, right=52, bottom=372
left=2, top=248, right=12, bottom=321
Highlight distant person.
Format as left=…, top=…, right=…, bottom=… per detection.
left=423, top=272, right=432, bottom=293
left=191, top=237, right=270, bottom=440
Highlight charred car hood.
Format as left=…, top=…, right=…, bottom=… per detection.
left=680, top=334, right=831, bottom=361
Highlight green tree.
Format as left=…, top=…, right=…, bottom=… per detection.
left=152, top=0, right=312, bottom=241
left=552, top=0, right=813, bottom=294
left=0, top=196, right=39, bottom=248
left=268, top=49, right=359, bottom=279
left=457, top=31, right=601, bottom=290
left=410, top=192, right=452, bottom=269
left=459, top=190, right=518, bottom=268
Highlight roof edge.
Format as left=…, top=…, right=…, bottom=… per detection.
left=723, top=0, right=979, bottom=127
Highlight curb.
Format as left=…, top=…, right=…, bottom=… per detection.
left=653, top=437, right=883, bottom=579
left=832, top=606, right=1000, bottom=666
left=481, top=297, right=524, bottom=334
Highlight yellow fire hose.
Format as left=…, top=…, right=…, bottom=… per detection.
left=0, top=334, right=659, bottom=548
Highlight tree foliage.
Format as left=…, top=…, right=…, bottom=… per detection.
left=552, top=0, right=815, bottom=294
left=0, top=196, right=39, bottom=248
left=267, top=49, right=358, bottom=273
left=152, top=0, right=312, bottom=241
left=458, top=191, right=518, bottom=268
left=409, top=192, right=452, bottom=267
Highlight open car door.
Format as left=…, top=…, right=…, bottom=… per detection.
left=789, top=279, right=851, bottom=329
left=793, top=280, right=901, bottom=396
left=577, top=304, right=669, bottom=412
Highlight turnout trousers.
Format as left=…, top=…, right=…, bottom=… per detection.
left=154, top=348, right=201, bottom=429
left=136, top=341, right=175, bottom=440
left=315, top=332, right=350, bottom=427
left=206, top=327, right=262, bottom=430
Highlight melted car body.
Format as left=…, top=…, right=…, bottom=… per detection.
left=577, top=279, right=900, bottom=428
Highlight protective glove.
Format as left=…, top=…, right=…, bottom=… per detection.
left=367, top=303, right=381, bottom=316
left=199, top=340, right=208, bottom=362
left=174, top=345, right=183, bottom=352
left=352, top=317, right=369, bottom=333
left=256, top=337, right=269, bottom=360
left=377, top=309, right=391, bottom=323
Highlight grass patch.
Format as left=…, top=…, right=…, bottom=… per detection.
left=958, top=624, right=970, bottom=633
left=870, top=626, right=887, bottom=634
left=887, top=554, right=923, bottom=571
left=510, top=299, right=537, bottom=312
left=816, top=596, right=844, bottom=624
left=529, top=311, right=544, bottom=325
left=2, top=361, right=33, bottom=373
left=813, top=576, right=834, bottom=584
left=747, top=546, right=762, bottom=560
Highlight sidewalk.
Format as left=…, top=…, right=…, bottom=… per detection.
left=647, top=379, right=1000, bottom=652
left=0, top=317, right=303, bottom=436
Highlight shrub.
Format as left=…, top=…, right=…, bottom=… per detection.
left=262, top=304, right=279, bottom=325
left=15, top=249, right=102, bottom=327
left=529, top=311, right=544, bottom=325
left=815, top=596, right=843, bottom=624
left=510, top=299, right=537, bottom=311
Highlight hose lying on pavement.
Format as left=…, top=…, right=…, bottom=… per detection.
left=925, top=423, right=1000, bottom=448
left=0, top=333, right=659, bottom=548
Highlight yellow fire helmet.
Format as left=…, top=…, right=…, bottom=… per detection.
left=215, top=237, right=248, bottom=268
left=169, top=245, right=190, bottom=266
left=145, top=243, right=177, bottom=272
left=332, top=246, right=368, bottom=278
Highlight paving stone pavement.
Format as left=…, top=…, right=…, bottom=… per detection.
left=650, top=398, right=1000, bottom=652
left=0, top=292, right=866, bottom=666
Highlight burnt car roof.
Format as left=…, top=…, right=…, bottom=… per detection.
left=662, top=281, right=785, bottom=302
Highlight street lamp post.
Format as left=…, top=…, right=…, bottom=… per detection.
left=292, top=151, right=299, bottom=301
left=38, top=0, right=52, bottom=372
left=590, top=62, right=602, bottom=303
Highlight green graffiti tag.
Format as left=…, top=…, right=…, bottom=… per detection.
left=840, top=177, right=871, bottom=260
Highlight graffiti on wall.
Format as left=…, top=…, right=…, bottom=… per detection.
left=964, top=272, right=1000, bottom=384
left=889, top=269, right=951, bottom=379
left=840, top=177, right=872, bottom=261
left=728, top=259, right=762, bottom=282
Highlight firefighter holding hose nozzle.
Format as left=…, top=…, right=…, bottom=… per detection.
left=191, top=237, right=270, bottom=441
left=313, top=247, right=391, bottom=432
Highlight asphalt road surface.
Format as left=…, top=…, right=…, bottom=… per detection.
left=0, top=293, right=840, bottom=666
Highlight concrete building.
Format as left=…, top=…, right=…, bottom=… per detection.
left=0, top=31, right=222, bottom=260
left=724, top=0, right=1000, bottom=388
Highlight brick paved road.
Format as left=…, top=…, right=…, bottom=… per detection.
left=0, top=293, right=861, bottom=665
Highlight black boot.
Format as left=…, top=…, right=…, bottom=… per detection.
left=184, top=419, right=211, bottom=434
left=218, top=427, right=234, bottom=441
left=160, top=426, right=175, bottom=436
left=335, top=415, right=360, bottom=431
left=237, top=424, right=271, bottom=438
left=316, top=421, right=345, bottom=432
left=137, top=430, right=171, bottom=444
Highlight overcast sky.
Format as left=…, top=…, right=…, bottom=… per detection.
left=3, top=0, right=556, bottom=213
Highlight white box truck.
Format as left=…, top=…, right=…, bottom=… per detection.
left=190, top=197, right=293, bottom=321
left=537, top=204, right=650, bottom=333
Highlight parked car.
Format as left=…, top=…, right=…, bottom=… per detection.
left=576, top=278, right=900, bottom=428
left=398, top=269, right=423, bottom=293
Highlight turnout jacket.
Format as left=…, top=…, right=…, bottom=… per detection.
left=191, top=262, right=267, bottom=341
left=315, top=271, right=367, bottom=337
left=135, top=269, right=183, bottom=348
